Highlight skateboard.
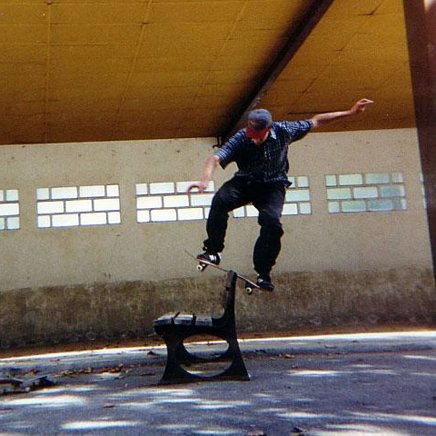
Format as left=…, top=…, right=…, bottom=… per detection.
left=184, top=250, right=267, bottom=295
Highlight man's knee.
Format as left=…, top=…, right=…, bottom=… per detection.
left=211, top=188, right=237, bottom=213
left=258, top=212, right=284, bottom=237
left=210, top=193, right=227, bottom=214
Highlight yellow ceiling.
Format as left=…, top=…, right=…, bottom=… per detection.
left=0, top=0, right=415, bottom=145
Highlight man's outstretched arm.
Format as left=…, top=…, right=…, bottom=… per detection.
left=310, top=98, right=374, bottom=129
left=187, top=155, right=220, bottom=193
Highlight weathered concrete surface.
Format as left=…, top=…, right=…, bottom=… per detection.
left=0, top=332, right=435, bottom=435
left=241, top=266, right=436, bottom=330
left=0, top=267, right=435, bottom=348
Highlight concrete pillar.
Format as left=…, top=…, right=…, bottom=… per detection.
left=404, top=0, right=436, bottom=278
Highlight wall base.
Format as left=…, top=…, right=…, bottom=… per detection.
left=0, top=267, right=434, bottom=349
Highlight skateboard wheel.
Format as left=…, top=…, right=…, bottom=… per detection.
left=196, top=263, right=206, bottom=272
left=245, top=286, right=253, bottom=295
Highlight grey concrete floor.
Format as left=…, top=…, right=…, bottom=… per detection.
left=0, top=331, right=435, bottom=435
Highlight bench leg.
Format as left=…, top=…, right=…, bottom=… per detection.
left=158, top=332, right=250, bottom=385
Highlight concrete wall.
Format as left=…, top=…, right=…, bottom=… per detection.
left=0, top=128, right=434, bottom=347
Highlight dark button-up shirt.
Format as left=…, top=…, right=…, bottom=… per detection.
left=215, top=120, right=313, bottom=186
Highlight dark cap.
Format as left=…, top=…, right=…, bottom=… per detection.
left=246, top=109, right=273, bottom=140
left=248, top=109, right=273, bottom=129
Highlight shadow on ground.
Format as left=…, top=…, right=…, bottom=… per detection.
left=0, top=344, right=435, bottom=435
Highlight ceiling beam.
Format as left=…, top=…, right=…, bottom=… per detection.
left=222, top=0, right=335, bottom=142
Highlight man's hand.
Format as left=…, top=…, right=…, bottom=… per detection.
left=350, top=98, right=374, bottom=115
left=187, top=155, right=220, bottom=193
left=187, top=181, right=208, bottom=193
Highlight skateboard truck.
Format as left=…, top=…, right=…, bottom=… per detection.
left=196, top=262, right=207, bottom=272
left=244, top=282, right=255, bottom=295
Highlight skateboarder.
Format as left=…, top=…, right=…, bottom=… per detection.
left=188, top=99, right=373, bottom=290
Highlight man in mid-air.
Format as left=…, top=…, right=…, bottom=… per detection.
left=188, top=99, right=374, bottom=290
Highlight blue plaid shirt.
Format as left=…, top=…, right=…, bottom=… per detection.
left=216, top=120, right=313, bottom=186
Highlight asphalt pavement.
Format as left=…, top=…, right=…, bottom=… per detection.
left=0, top=331, right=435, bottom=435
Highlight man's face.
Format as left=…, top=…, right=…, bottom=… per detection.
left=245, top=121, right=270, bottom=145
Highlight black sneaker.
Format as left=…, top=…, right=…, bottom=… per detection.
left=256, top=274, right=274, bottom=291
left=197, top=251, right=221, bottom=265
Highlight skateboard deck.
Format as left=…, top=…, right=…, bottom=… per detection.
left=184, top=250, right=270, bottom=295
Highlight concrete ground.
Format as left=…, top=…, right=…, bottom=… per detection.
left=0, top=331, right=435, bottom=435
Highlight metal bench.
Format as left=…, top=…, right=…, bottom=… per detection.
left=153, top=270, right=250, bottom=384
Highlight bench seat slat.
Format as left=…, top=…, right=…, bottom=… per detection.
left=195, top=315, right=213, bottom=326
left=153, top=312, right=179, bottom=327
left=173, top=313, right=194, bottom=325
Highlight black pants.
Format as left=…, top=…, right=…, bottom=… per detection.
left=203, top=176, right=286, bottom=276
